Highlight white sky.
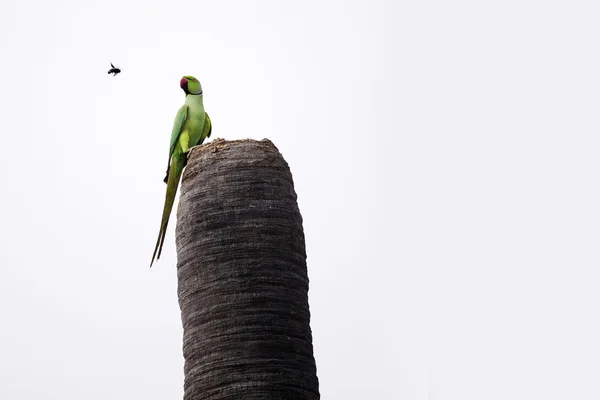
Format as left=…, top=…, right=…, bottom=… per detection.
left=1, top=0, right=600, bottom=398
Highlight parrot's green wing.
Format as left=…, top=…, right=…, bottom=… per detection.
left=169, top=105, right=188, bottom=162
left=163, top=105, right=188, bottom=183
left=204, top=112, right=212, bottom=140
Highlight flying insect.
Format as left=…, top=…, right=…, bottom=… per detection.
left=108, top=62, right=121, bottom=77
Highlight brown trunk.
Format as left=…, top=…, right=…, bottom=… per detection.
left=176, top=139, right=320, bottom=400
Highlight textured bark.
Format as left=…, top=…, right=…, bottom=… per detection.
left=176, top=139, right=320, bottom=400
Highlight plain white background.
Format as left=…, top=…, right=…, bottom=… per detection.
left=1, top=0, right=600, bottom=398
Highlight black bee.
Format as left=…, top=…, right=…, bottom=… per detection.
left=108, top=62, right=121, bottom=77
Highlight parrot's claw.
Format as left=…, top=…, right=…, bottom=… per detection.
left=187, top=145, right=201, bottom=159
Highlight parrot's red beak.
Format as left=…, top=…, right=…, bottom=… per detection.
left=180, top=78, right=188, bottom=89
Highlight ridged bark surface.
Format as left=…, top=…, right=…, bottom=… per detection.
left=176, top=139, right=319, bottom=400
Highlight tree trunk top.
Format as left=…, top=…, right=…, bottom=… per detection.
left=188, top=138, right=282, bottom=162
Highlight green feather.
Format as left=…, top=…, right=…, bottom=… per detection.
left=152, top=155, right=185, bottom=265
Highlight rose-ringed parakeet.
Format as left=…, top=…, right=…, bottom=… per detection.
left=150, top=75, right=212, bottom=267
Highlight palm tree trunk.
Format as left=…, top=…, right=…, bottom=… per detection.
left=176, top=139, right=320, bottom=400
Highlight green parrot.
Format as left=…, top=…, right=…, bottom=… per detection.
left=150, top=75, right=212, bottom=267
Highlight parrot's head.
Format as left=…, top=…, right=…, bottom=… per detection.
left=180, top=76, right=203, bottom=96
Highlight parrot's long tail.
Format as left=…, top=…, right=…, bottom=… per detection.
left=150, top=157, right=185, bottom=267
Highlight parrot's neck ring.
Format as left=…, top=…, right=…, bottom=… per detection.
left=187, top=90, right=203, bottom=96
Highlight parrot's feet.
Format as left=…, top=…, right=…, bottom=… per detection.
left=187, top=145, right=202, bottom=159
